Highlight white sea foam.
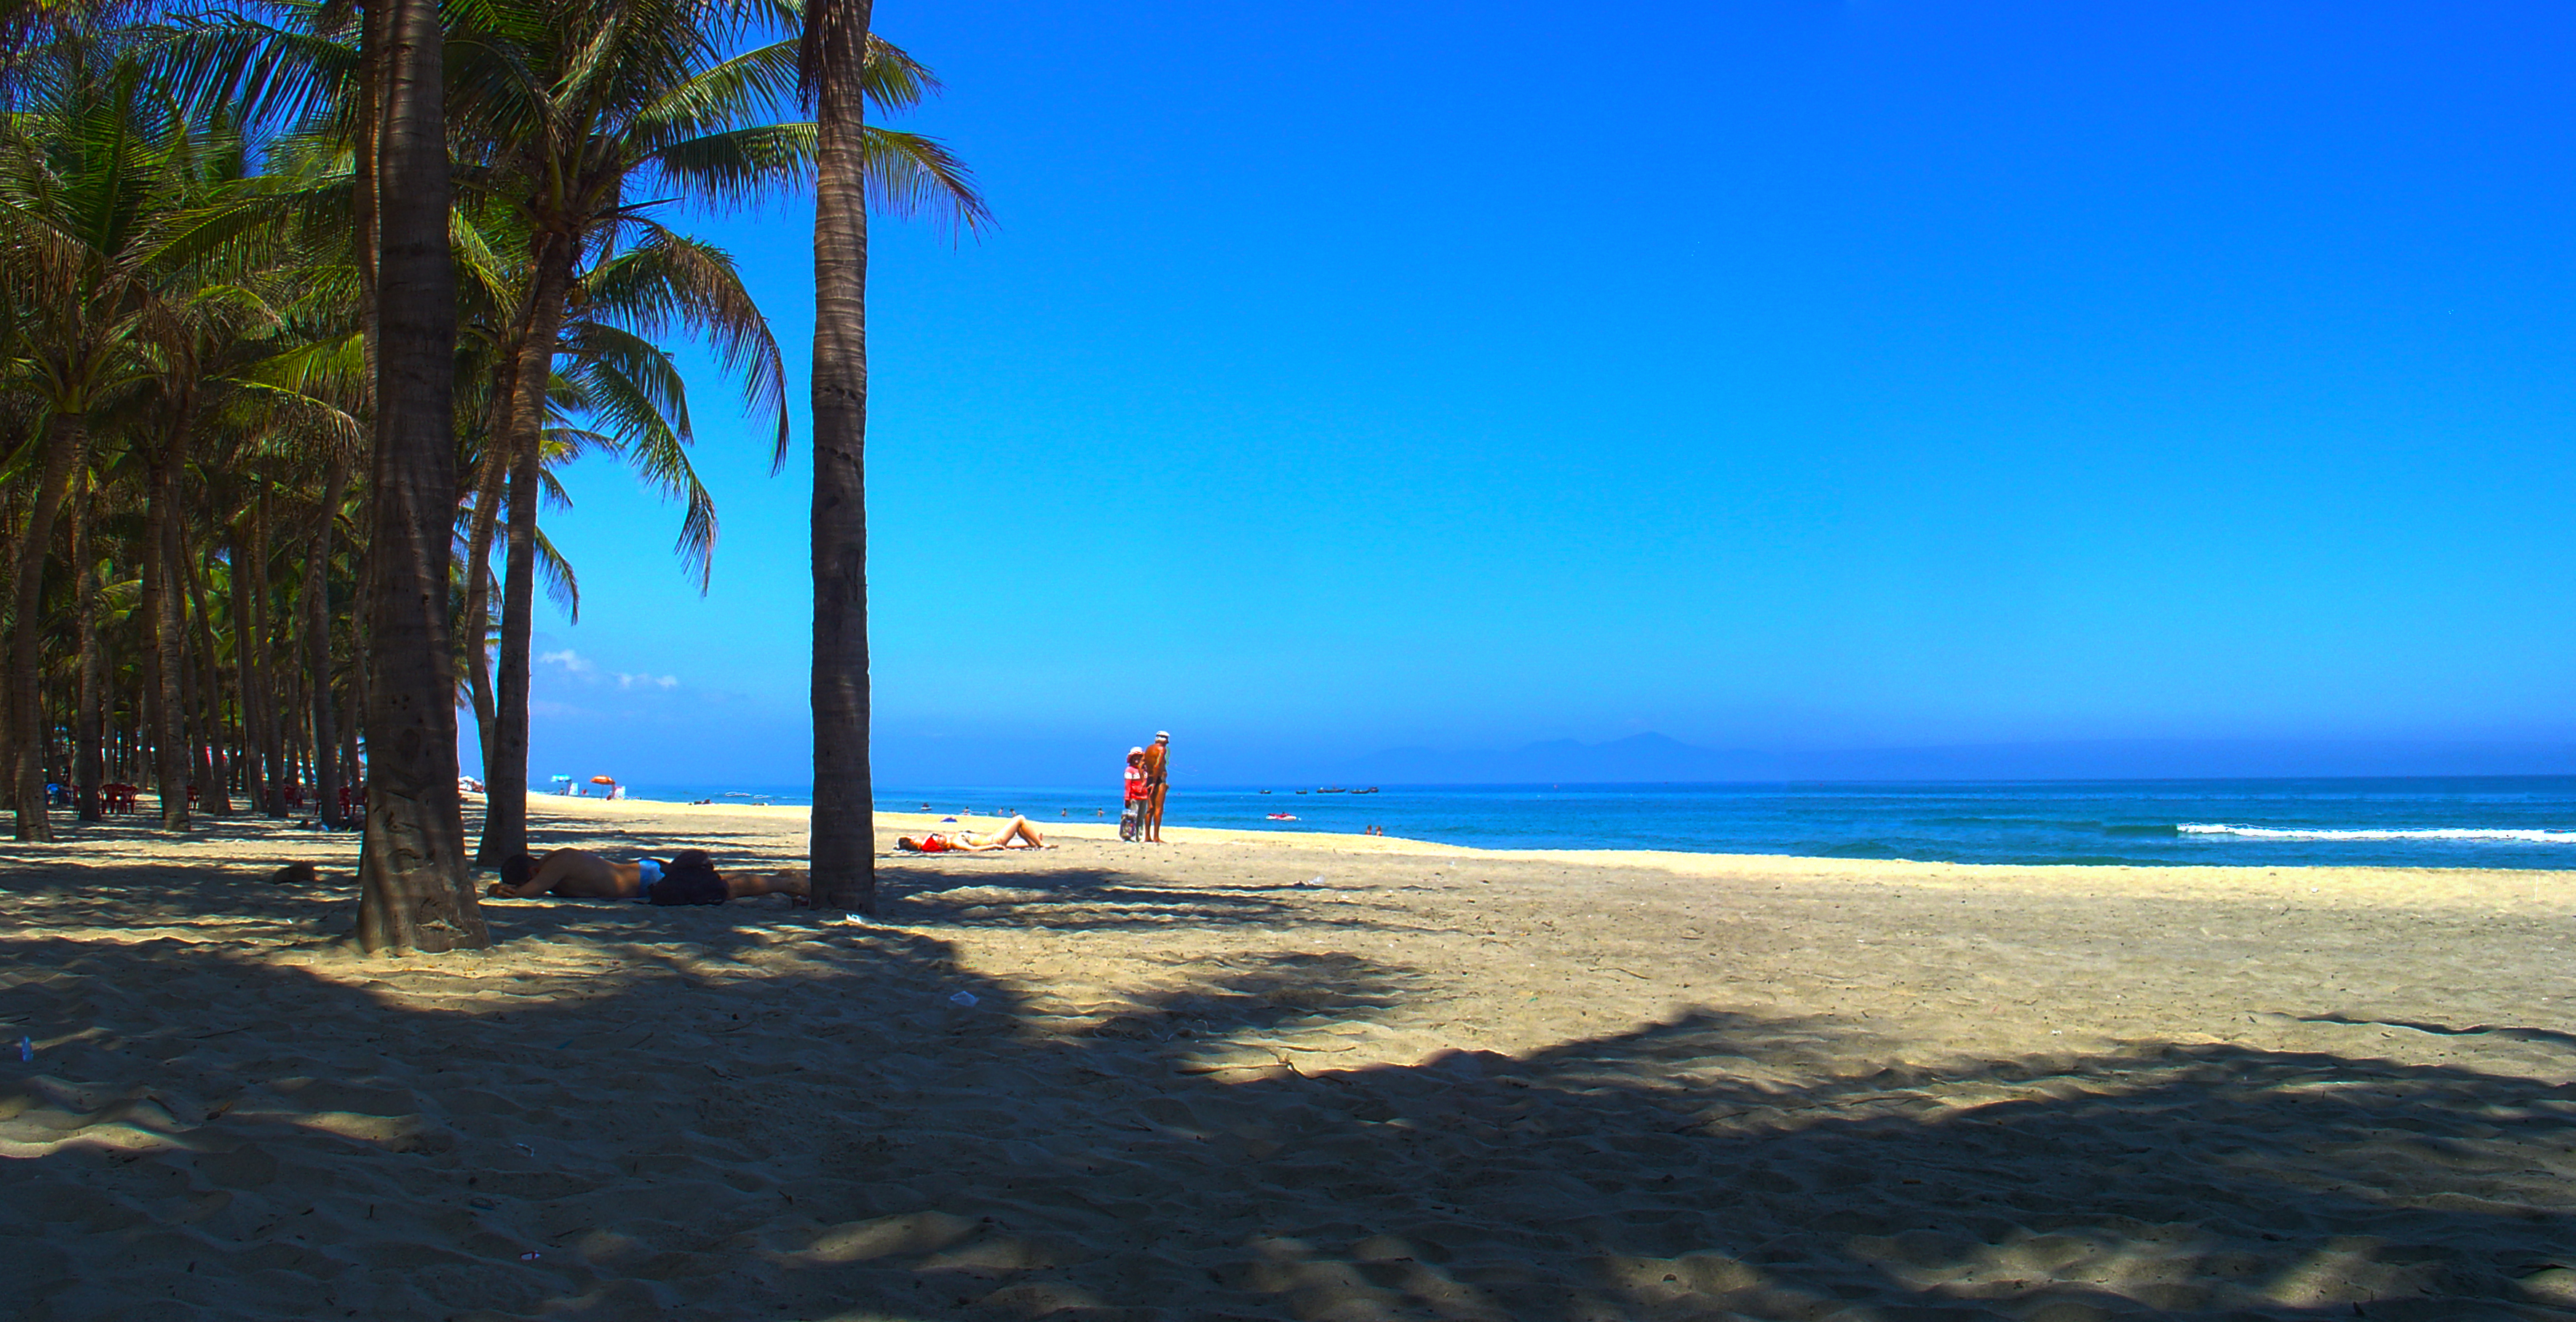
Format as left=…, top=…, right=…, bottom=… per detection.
left=2177, top=823, right=2576, bottom=843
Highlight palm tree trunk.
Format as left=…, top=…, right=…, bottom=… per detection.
left=247, top=495, right=286, bottom=816
left=0, top=516, right=15, bottom=815
left=356, top=0, right=486, bottom=953
left=339, top=0, right=381, bottom=828
left=10, top=411, right=86, bottom=842
left=148, top=440, right=194, bottom=828
left=71, top=475, right=102, bottom=822
left=459, top=358, right=526, bottom=782
left=183, top=622, right=209, bottom=811
left=343, top=498, right=370, bottom=813
left=142, top=475, right=174, bottom=816
left=353, top=0, right=383, bottom=327
left=47, top=682, right=67, bottom=793
left=807, top=0, right=879, bottom=915
left=342, top=603, right=363, bottom=816
left=477, top=237, right=575, bottom=867
left=185, top=549, right=232, bottom=814
left=477, top=459, right=536, bottom=858
left=231, top=521, right=273, bottom=816
left=287, top=665, right=309, bottom=804
left=306, top=457, right=350, bottom=828
left=461, top=512, right=499, bottom=774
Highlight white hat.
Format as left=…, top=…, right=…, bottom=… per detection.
left=1128, top=746, right=1145, bottom=756
left=1154, top=730, right=1170, bottom=740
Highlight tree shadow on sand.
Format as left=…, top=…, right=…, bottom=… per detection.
left=4, top=860, right=2575, bottom=1321
left=879, top=868, right=1400, bottom=937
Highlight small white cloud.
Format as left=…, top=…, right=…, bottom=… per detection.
left=540, top=649, right=595, bottom=676
left=616, top=672, right=681, bottom=691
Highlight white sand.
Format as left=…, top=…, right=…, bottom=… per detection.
left=7, top=798, right=2576, bottom=1320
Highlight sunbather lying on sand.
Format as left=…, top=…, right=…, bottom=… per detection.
left=487, top=847, right=811, bottom=903
left=897, top=816, right=1047, bottom=852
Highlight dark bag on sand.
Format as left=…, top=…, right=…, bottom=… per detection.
left=648, top=850, right=729, bottom=906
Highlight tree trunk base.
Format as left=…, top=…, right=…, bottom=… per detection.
left=355, top=787, right=488, bottom=953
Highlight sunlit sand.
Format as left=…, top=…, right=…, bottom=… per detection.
left=7, top=797, right=2574, bottom=1318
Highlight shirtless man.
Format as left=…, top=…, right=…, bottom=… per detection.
left=896, top=815, right=1047, bottom=852
left=1141, top=731, right=1171, bottom=843
left=486, top=848, right=811, bottom=902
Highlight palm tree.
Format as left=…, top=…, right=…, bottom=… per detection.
left=447, top=0, right=972, bottom=868
left=800, top=15, right=985, bottom=914
left=427, top=0, right=803, bottom=863
left=0, top=0, right=967, bottom=938
left=66, top=464, right=103, bottom=818
left=133, top=222, right=352, bottom=827
left=353, top=0, right=485, bottom=952
left=453, top=230, right=774, bottom=796
left=802, top=0, right=873, bottom=914
left=0, top=50, right=229, bottom=838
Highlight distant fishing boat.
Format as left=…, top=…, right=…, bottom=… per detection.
left=1267, top=812, right=1296, bottom=821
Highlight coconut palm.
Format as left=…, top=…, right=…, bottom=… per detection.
left=352, top=0, right=485, bottom=952
left=0, top=0, right=977, bottom=946
left=802, top=0, right=873, bottom=915
left=800, top=15, right=986, bottom=914
left=0, top=50, right=261, bottom=838
left=131, top=243, right=354, bottom=826
left=454, top=234, right=763, bottom=785
left=444, top=0, right=977, bottom=867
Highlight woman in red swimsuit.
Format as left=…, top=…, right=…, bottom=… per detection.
left=898, top=816, right=1047, bottom=852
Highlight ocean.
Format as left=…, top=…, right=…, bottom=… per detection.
left=600, top=775, right=2576, bottom=870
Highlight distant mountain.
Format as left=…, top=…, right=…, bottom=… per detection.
left=1345, top=734, right=2576, bottom=785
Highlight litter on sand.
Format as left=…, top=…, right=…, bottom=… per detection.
left=947, top=991, right=979, bottom=1008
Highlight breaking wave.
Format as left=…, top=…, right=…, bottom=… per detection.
left=2178, top=823, right=2576, bottom=843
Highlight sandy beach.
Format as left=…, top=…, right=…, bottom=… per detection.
left=7, top=796, right=2576, bottom=1321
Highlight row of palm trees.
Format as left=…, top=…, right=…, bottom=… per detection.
left=0, top=0, right=983, bottom=948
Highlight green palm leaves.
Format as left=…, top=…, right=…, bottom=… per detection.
left=0, top=0, right=983, bottom=942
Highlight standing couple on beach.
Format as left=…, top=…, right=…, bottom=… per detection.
left=1122, top=732, right=1170, bottom=843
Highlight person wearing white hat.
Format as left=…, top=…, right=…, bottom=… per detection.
left=1141, top=731, right=1172, bottom=843
left=1119, top=747, right=1149, bottom=842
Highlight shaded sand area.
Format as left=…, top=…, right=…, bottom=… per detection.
left=8, top=799, right=2576, bottom=1321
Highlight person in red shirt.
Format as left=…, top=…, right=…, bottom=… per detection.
left=1120, top=747, right=1148, bottom=841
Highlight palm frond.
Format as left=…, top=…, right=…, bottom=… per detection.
left=641, top=121, right=813, bottom=208
left=857, top=124, right=990, bottom=236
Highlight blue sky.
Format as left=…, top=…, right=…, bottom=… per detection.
left=486, top=0, right=2576, bottom=788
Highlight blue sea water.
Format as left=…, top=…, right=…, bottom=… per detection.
left=605, top=776, right=2576, bottom=870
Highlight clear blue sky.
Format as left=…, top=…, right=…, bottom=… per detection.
left=485, top=0, right=2576, bottom=788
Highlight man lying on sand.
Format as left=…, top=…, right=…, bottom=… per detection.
left=897, top=816, right=1047, bottom=852
left=488, top=848, right=811, bottom=903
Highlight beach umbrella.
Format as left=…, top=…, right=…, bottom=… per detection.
left=590, top=775, right=617, bottom=785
